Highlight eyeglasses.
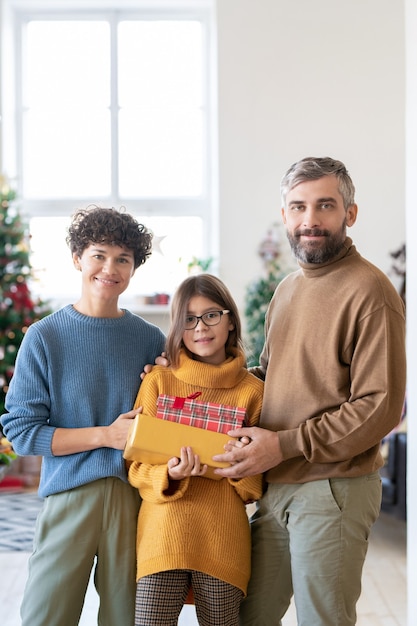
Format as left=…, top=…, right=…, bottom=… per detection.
left=184, top=310, right=230, bottom=330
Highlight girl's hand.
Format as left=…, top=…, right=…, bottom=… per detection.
left=236, top=435, right=251, bottom=448
left=168, top=446, right=208, bottom=480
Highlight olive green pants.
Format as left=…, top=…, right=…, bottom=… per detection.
left=21, top=478, right=141, bottom=626
left=240, top=473, right=382, bottom=626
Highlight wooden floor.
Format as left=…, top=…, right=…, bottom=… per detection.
left=0, top=511, right=406, bottom=625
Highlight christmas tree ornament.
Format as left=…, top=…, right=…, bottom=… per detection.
left=0, top=176, right=52, bottom=426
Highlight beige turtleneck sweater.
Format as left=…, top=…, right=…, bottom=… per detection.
left=251, top=237, right=406, bottom=484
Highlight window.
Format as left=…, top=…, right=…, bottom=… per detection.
left=1, top=0, right=217, bottom=306
left=30, top=215, right=204, bottom=307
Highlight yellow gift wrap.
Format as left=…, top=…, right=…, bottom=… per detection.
left=123, top=413, right=236, bottom=480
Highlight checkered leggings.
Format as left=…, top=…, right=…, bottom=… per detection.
left=135, top=569, right=243, bottom=626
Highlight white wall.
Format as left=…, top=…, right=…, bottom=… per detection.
left=406, top=0, right=416, bottom=620
left=217, top=0, right=412, bottom=621
left=216, top=0, right=405, bottom=310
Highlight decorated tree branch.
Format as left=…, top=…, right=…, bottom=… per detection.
left=244, top=222, right=295, bottom=367
left=0, top=176, right=52, bottom=431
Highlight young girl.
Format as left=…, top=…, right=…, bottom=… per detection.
left=128, top=274, right=264, bottom=626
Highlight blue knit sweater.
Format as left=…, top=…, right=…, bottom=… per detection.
left=1, top=305, right=166, bottom=497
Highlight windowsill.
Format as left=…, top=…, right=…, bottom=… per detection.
left=131, top=304, right=170, bottom=314
left=42, top=295, right=170, bottom=315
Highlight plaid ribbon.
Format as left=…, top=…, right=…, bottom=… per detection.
left=156, top=393, right=247, bottom=434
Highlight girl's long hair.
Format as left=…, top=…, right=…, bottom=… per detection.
left=166, top=274, right=244, bottom=368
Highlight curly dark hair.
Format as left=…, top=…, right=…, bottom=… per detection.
left=66, top=206, right=153, bottom=269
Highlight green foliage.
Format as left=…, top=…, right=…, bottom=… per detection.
left=0, top=436, right=17, bottom=465
left=244, top=261, right=288, bottom=367
left=187, top=256, right=214, bottom=273
left=0, top=181, right=52, bottom=424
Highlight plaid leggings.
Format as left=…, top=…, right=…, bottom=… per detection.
left=135, top=569, right=243, bottom=626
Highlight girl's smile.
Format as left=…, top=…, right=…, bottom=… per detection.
left=182, top=295, right=234, bottom=365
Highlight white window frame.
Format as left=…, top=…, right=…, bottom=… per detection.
left=0, top=0, right=218, bottom=266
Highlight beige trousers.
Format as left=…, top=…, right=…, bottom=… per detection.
left=240, top=472, right=382, bottom=626
left=21, top=477, right=141, bottom=626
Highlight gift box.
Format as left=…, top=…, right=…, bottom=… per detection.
left=156, top=393, right=247, bottom=433
left=124, top=413, right=238, bottom=480
left=124, top=394, right=247, bottom=480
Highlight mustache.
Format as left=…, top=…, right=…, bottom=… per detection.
left=295, top=228, right=330, bottom=237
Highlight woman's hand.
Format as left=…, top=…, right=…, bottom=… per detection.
left=167, top=446, right=208, bottom=480
left=106, top=408, right=142, bottom=449
left=51, top=408, right=142, bottom=456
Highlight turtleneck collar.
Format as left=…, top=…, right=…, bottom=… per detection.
left=171, top=348, right=248, bottom=390
left=297, top=236, right=356, bottom=275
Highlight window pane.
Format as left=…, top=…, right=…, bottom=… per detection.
left=23, top=21, right=111, bottom=198
left=30, top=217, right=77, bottom=298
left=126, top=216, right=204, bottom=299
left=23, top=109, right=111, bottom=198
left=118, top=21, right=202, bottom=107
left=118, top=20, right=204, bottom=197
left=30, top=216, right=203, bottom=304
left=26, top=21, right=110, bottom=107
left=119, top=109, right=203, bottom=197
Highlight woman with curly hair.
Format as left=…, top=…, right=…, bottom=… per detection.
left=1, top=206, right=166, bottom=626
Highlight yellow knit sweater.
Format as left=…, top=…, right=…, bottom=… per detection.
left=128, top=350, right=264, bottom=594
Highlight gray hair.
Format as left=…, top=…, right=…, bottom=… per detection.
left=280, top=157, right=356, bottom=210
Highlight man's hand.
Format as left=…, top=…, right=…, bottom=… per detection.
left=212, top=426, right=282, bottom=478
left=140, top=352, right=170, bottom=380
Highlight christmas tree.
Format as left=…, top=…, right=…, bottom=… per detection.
left=0, top=175, right=52, bottom=428
left=244, top=222, right=295, bottom=367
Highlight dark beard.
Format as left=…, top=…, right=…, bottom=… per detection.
left=286, top=221, right=347, bottom=264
